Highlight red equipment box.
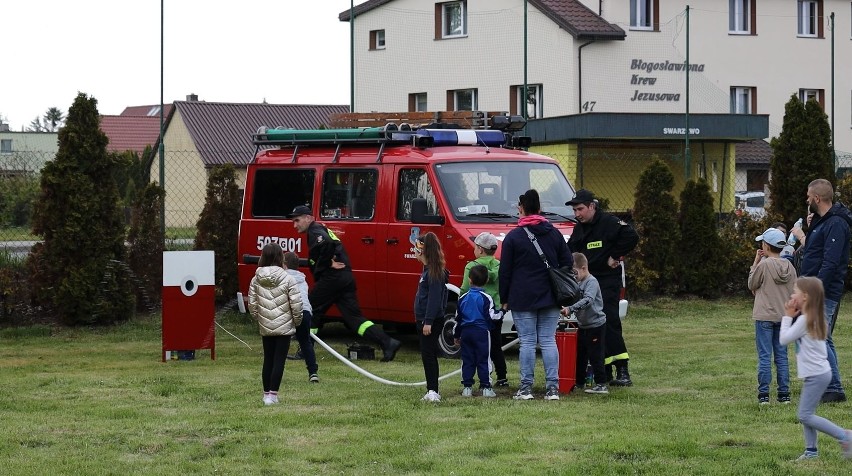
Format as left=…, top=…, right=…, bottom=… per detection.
left=162, top=251, right=215, bottom=361
left=556, top=329, right=578, bottom=394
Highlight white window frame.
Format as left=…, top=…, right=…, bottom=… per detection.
left=414, top=93, right=427, bottom=112
left=442, top=1, right=467, bottom=38
left=376, top=30, right=385, bottom=49
left=729, top=0, right=751, bottom=34
left=630, top=0, right=653, bottom=31
left=730, top=87, right=753, bottom=114
left=0, top=139, right=11, bottom=154
left=798, top=0, right=819, bottom=37
left=516, top=84, right=543, bottom=119
left=453, top=89, right=477, bottom=111
left=799, top=88, right=821, bottom=104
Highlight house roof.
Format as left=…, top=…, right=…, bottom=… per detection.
left=174, top=101, right=350, bottom=167
left=120, top=104, right=174, bottom=117
left=339, top=0, right=624, bottom=40
left=735, top=139, right=773, bottom=165
left=100, top=115, right=162, bottom=154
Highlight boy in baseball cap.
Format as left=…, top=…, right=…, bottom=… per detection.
left=460, top=232, right=508, bottom=386
left=749, top=227, right=797, bottom=405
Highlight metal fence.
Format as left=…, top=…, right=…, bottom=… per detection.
left=0, top=147, right=768, bottom=247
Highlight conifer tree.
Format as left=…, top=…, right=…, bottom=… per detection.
left=194, top=164, right=241, bottom=305
left=677, top=179, right=723, bottom=297
left=28, top=93, right=133, bottom=324
left=127, top=183, right=165, bottom=312
left=631, top=159, right=680, bottom=294
left=769, top=94, right=835, bottom=224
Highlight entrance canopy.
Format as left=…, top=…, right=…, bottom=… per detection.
left=527, top=113, right=769, bottom=143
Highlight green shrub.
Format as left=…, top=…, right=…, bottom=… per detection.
left=630, top=159, right=679, bottom=296
left=677, top=179, right=724, bottom=298
left=768, top=94, right=835, bottom=224
left=127, top=183, right=165, bottom=311
left=194, top=164, right=241, bottom=305
left=0, top=251, right=30, bottom=324
left=27, top=93, right=134, bottom=325
left=718, top=212, right=765, bottom=295
left=0, top=174, right=39, bottom=228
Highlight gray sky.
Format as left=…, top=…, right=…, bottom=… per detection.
left=2, top=1, right=363, bottom=131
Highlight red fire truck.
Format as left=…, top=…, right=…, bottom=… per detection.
left=237, top=115, right=576, bottom=356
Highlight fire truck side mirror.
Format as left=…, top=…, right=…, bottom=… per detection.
left=411, top=198, right=444, bottom=225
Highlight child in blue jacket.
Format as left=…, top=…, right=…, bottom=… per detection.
left=454, top=264, right=502, bottom=398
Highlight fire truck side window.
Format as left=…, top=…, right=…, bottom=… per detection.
left=321, top=169, right=378, bottom=220
left=397, top=168, right=437, bottom=220
left=252, top=169, right=315, bottom=218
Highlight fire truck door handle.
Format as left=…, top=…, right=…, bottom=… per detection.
left=386, top=238, right=399, bottom=245
left=362, top=236, right=374, bottom=244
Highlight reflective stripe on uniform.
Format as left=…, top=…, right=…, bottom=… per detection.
left=357, top=321, right=375, bottom=336
left=604, top=352, right=629, bottom=365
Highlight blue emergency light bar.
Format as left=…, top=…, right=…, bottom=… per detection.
left=417, top=129, right=507, bottom=147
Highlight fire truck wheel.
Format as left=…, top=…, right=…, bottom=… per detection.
left=437, top=303, right=461, bottom=359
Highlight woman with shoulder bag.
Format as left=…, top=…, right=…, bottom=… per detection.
left=499, top=189, right=573, bottom=401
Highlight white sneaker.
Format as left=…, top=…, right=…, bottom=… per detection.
left=421, top=390, right=441, bottom=402
left=270, top=394, right=279, bottom=404
left=461, top=387, right=473, bottom=397
left=481, top=387, right=497, bottom=398
left=263, top=395, right=275, bottom=406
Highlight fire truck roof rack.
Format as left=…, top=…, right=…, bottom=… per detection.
left=250, top=114, right=529, bottom=163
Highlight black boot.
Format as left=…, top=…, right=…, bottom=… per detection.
left=610, top=363, right=633, bottom=387
left=287, top=346, right=304, bottom=360
left=364, top=325, right=401, bottom=362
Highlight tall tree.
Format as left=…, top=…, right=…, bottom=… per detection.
left=677, top=179, right=723, bottom=297
left=768, top=94, right=835, bottom=224
left=194, top=164, right=242, bottom=305
left=28, top=92, right=133, bottom=325
left=630, top=159, right=680, bottom=295
left=43, top=107, right=65, bottom=132
left=27, top=116, right=45, bottom=132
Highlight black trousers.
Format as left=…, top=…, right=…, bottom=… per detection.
left=261, top=335, right=292, bottom=392
left=310, top=270, right=369, bottom=334
left=293, top=311, right=318, bottom=375
left=598, top=274, right=628, bottom=366
left=489, top=318, right=507, bottom=380
left=418, top=318, right=443, bottom=393
left=576, top=323, right=607, bottom=385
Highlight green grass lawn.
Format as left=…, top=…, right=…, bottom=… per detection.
left=2, top=296, right=852, bottom=475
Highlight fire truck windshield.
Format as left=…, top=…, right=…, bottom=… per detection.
left=435, top=161, right=576, bottom=222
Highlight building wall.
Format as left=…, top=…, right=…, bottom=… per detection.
left=587, top=0, right=851, bottom=152
left=351, top=0, right=575, bottom=117
left=151, top=109, right=209, bottom=228
left=532, top=141, right=737, bottom=213
left=0, top=131, right=59, bottom=173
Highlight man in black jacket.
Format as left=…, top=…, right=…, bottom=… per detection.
left=567, top=190, right=639, bottom=386
left=289, top=205, right=401, bottom=362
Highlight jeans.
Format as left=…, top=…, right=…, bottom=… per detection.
left=294, top=311, right=318, bottom=375
left=513, top=307, right=560, bottom=389
left=823, top=299, right=844, bottom=394
left=754, top=320, right=789, bottom=395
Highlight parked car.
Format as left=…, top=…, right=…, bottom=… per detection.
left=735, top=191, right=766, bottom=218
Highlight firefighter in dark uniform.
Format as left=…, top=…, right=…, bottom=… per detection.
left=566, top=190, right=639, bottom=386
left=288, top=205, right=401, bottom=361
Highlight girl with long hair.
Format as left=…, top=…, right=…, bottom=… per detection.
left=780, top=276, right=851, bottom=460
left=413, top=232, right=449, bottom=402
